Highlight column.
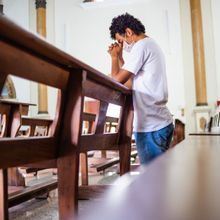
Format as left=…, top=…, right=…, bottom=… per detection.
left=36, top=0, right=48, bottom=114
left=190, top=0, right=211, bottom=132
left=190, top=0, right=207, bottom=106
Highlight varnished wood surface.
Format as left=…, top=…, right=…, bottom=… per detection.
left=0, top=169, right=8, bottom=220
left=80, top=133, right=119, bottom=152
left=0, top=98, right=36, bottom=106
left=79, top=136, right=220, bottom=220
left=0, top=15, right=133, bottom=219
left=190, top=132, right=220, bottom=136
left=8, top=179, right=57, bottom=208
left=0, top=41, right=69, bottom=90
left=0, top=137, right=57, bottom=168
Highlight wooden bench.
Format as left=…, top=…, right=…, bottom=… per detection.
left=78, top=135, right=220, bottom=220
left=170, top=118, right=185, bottom=147
left=0, top=15, right=133, bottom=220
left=0, top=99, right=54, bottom=185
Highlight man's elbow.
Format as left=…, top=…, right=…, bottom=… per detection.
left=112, top=75, right=128, bottom=84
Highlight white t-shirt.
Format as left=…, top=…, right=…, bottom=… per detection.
left=122, top=37, right=173, bottom=132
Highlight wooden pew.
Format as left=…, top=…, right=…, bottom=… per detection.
left=80, top=112, right=119, bottom=186
left=170, top=118, right=185, bottom=147
left=78, top=135, right=220, bottom=220
left=0, top=15, right=133, bottom=219
left=0, top=99, right=52, bottom=185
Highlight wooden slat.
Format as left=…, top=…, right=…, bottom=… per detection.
left=0, top=99, right=36, bottom=106
left=78, top=185, right=111, bottom=200
left=82, top=112, right=96, bottom=122
left=118, top=95, right=133, bottom=175
left=8, top=105, right=21, bottom=138
left=0, top=103, right=11, bottom=114
left=80, top=153, right=88, bottom=186
left=48, top=90, right=63, bottom=137
left=82, top=113, right=118, bottom=125
left=8, top=168, right=25, bottom=187
left=21, top=159, right=57, bottom=169
left=106, top=116, right=118, bottom=123
left=0, top=41, right=69, bottom=90
left=190, top=132, right=220, bottom=136
left=83, top=79, right=125, bottom=106
left=8, top=178, right=57, bottom=208
left=0, top=169, right=8, bottom=220
left=22, top=117, right=53, bottom=126
left=94, top=101, right=109, bottom=134
left=95, top=151, right=138, bottom=172
left=80, top=133, right=119, bottom=152
left=0, top=137, right=57, bottom=168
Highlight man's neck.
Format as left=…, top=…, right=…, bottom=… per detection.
left=134, top=34, right=147, bottom=43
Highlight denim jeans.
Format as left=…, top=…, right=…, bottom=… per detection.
left=134, top=123, right=174, bottom=165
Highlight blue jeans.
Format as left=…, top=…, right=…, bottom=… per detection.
left=134, top=123, right=174, bottom=165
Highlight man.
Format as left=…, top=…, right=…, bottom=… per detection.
left=108, top=13, right=174, bottom=164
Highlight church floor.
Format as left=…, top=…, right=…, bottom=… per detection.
left=9, top=150, right=140, bottom=220
left=9, top=170, right=120, bottom=220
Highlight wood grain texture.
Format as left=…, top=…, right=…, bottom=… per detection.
left=80, top=133, right=119, bottom=152
left=0, top=137, right=57, bottom=168
left=83, top=79, right=125, bottom=106
left=0, top=41, right=69, bottom=90
left=0, top=169, right=8, bottom=220
left=0, top=15, right=133, bottom=219
left=80, top=136, right=220, bottom=220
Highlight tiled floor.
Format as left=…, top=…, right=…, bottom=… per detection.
left=9, top=168, right=120, bottom=220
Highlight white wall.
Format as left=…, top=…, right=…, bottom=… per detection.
left=179, top=0, right=196, bottom=133
left=211, top=0, right=220, bottom=101
left=201, top=0, right=218, bottom=110
left=54, top=0, right=185, bottom=122
left=3, top=0, right=31, bottom=103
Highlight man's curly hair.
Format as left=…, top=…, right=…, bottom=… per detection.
left=109, top=13, right=145, bottom=39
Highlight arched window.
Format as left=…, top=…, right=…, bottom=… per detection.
left=0, top=76, right=16, bottom=99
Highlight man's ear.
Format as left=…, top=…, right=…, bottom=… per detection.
left=125, top=28, right=133, bottom=37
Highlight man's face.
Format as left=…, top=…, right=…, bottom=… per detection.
left=115, top=29, right=134, bottom=45
left=114, top=33, right=134, bottom=53
left=115, top=33, right=125, bottom=45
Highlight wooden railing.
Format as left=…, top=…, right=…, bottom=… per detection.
left=0, top=15, right=133, bottom=220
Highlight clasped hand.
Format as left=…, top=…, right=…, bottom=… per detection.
left=107, top=42, right=123, bottom=59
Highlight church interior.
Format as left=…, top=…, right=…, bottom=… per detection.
left=0, top=0, right=220, bottom=219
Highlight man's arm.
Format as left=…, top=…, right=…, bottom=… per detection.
left=112, top=69, right=132, bottom=85
left=108, top=43, right=133, bottom=88
left=111, top=56, right=120, bottom=77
